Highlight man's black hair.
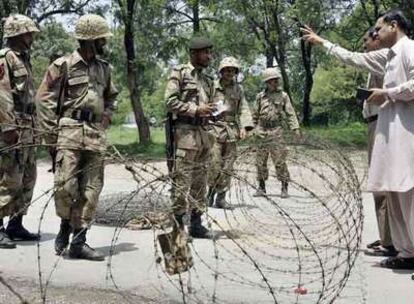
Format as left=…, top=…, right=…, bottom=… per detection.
left=380, top=9, right=412, bottom=34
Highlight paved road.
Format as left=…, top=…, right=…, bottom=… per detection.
left=0, top=158, right=413, bottom=304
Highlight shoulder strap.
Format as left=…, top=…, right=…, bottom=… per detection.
left=56, top=60, right=69, bottom=117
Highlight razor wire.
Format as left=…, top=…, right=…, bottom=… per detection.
left=0, top=124, right=364, bottom=304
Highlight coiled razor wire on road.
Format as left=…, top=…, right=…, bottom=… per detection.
left=0, top=126, right=364, bottom=304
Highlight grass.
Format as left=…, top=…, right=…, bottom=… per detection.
left=304, top=122, right=367, bottom=149
left=107, top=125, right=165, bottom=160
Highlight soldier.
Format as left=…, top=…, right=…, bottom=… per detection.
left=0, top=14, right=41, bottom=249
left=207, top=56, right=254, bottom=209
left=252, top=67, right=300, bottom=198
left=165, top=36, right=216, bottom=239
left=36, top=14, right=118, bottom=260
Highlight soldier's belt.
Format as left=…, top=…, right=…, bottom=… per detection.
left=176, top=115, right=210, bottom=126
left=63, top=109, right=99, bottom=123
left=259, top=121, right=280, bottom=129
left=15, top=103, right=36, bottom=115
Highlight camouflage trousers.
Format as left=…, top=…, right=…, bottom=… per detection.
left=256, top=143, right=289, bottom=183
left=54, top=149, right=104, bottom=229
left=208, top=140, right=237, bottom=194
left=0, top=145, right=37, bottom=218
left=172, top=126, right=212, bottom=216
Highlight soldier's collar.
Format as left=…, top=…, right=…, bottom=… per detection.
left=186, top=61, right=196, bottom=73
left=73, top=49, right=88, bottom=65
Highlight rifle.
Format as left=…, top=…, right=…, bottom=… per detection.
left=50, top=61, right=68, bottom=173
left=165, top=112, right=175, bottom=176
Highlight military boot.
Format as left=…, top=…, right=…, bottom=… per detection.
left=253, top=179, right=266, bottom=197
left=6, top=214, right=40, bottom=241
left=214, top=192, right=234, bottom=210
left=281, top=182, right=289, bottom=199
left=69, top=229, right=105, bottom=261
left=207, top=187, right=216, bottom=207
left=189, top=212, right=216, bottom=239
left=0, top=218, right=16, bottom=249
left=54, top=219, right=72, bottom=255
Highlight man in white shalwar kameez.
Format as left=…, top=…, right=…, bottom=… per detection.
left=302, top=9, right=414, bottom=269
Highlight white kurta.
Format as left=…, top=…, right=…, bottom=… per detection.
left=324, top=37, right=414, bottom=191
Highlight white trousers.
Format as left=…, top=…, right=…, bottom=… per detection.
left=387, top=189, right=414, bottom=258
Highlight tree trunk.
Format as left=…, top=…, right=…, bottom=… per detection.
left=301, top=39, right=313, bottom=126
left=271, top=9, right=293, bottom=102
left=124, top=0, right=150, bottom=144
left=191, top=0, right=200, bottom=33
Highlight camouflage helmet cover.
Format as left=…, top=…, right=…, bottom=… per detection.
left=262, top=67, right=281, bottom=82
left=3, top=14, right=39, bottom=38
left=219, top=56, right=240, bottom=73
left=74, top=14, right=112, bottom=40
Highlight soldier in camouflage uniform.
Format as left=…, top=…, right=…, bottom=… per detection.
left=207, top=56, right=254, bottom=209
left=253, top=68, right=300, bottom=198
left=165, top=37, right=216, bottom=239
left=0, top=14, right=41, bottom=249
left=36, top=14, right=118, bottom=260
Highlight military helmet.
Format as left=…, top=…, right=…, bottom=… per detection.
left=74, top=14, right=112, bottom=40
left=3, top=14, right=39, bottom=38
left=219, top=56, right=240, bottom=73
left=189, top=36, right=213, bottom=50
left=262, top=67, right=281, bottom=82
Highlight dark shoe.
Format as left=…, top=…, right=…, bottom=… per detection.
left=253, top=180, right=266, bottom=197
left=281, top=182, right=289, bottom=199
left=189, top=213, right=217, bottom=239
left=69, top=243, right=105, bottom=261
left=214, top=192, right=234, bottom=210
left=0, top=230, right=16, bottom=249
left=379, top=257, right=414, bottom=269
left=207, top=187, right=216, bottom=207
left=6, top=214, right=40, bottom=241
left=189, top=224, right=217, bottom=239
left=367, top=240, right=381, bottom=249
left=55, top=219, right=72, bottom=255
left=365, top=245, right=398, bottom=257
left=69, top=228, right=105, bottom=261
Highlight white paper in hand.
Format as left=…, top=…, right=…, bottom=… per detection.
left=212, top=100, right=228, bottom=117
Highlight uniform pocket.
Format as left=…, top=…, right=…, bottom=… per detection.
left=13, top=65, right=28, bottom=92
left=57, top=121, right=84, bottom=149
left=175, top=127, right=199, bottom=150
left=67, top=75, right=89, bottom=99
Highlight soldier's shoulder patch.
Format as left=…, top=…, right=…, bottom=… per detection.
left=53, top=56, right=67, bottom=67
left=0, top=48, right=10, bottom=58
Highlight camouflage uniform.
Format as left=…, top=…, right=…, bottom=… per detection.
left=253, top=68, right=299, bottom=196
left=36, top=14, right=117, bottom=260
left=166, top=62, right=214, bottom=214
left=0, top=14, right=40, bottom=247
left=208, top=57, right=253, bottom=208
left=165, top=37, right=215, bottom=238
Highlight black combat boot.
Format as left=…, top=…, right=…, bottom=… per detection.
left=6, top=214, right=40, bottom=241
left=69, top=229, right=105, bottom=261
left=253, top=179, right=266, bottom=197
left=281, top=182, right=289, bottom=199
left=54, top=219, right=72, bottom=255
left=189, top=212, right=216, bottom=239
left=207, top=187, right=216, bottom=207
left=214, top=192, right=234, bottom=210
left=0, top=218, right=16, bottom=249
